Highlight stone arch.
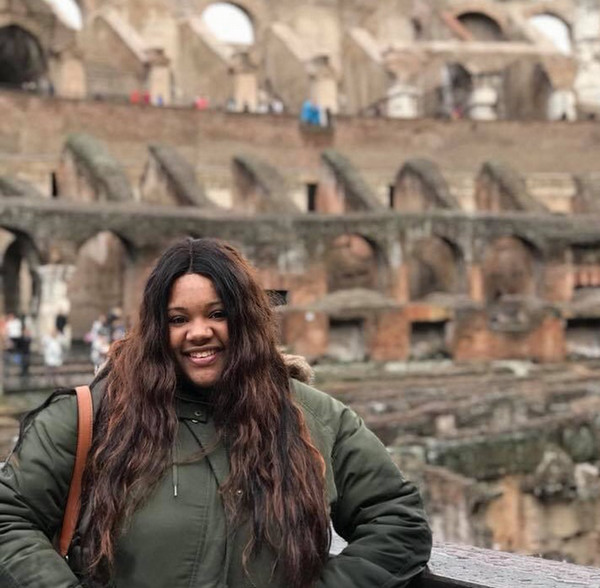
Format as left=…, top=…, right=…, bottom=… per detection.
left=0, top=24, right=47, bottom=87
left=201, top=2, right=256, bottom=45
left=456, top=11, right=505, bottom=41
left=393, top=159, right=460, bottom=211
left=0, top=228, right=41, bottom=317
left=325, top=234, right=386, bottom=293
left=527, top=13, right=572, bottom=54
left=475, top=160, right=547, bottom=212
left=570, top=244, right=600, bottom=297
left=0, top=15, right=45, bottom=43
left=68, top=231, right=133, bottom=339
left=187, top=0, right=267, bottom=41
left=482, top=236, right=542, bottom=303
left=408, top=236, right=465, bottom=301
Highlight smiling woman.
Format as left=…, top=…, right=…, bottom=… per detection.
left=202, top=2, right=255, bottom=45
left=0, top=237, right=432, bottom=588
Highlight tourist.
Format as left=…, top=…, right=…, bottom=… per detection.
left=55, top=310, right=68, bottom=334
left=301, top=98, right=315, bottom=124
left=17, top=327, right=32, bottom=378
left=4, top=312, right=22, bottom=366
left=0, top=238, right=431, bottom=586
left=194, top=95, right=209, bottom=110
left=87, top=312, right=107, bottom=342
left=41, top=328, right=64, bottom=384
left=270, top=97, right=284, bottom=114
left=129, top=89, right=141, bottom=105
left=90, top=331, right=110, bottom=372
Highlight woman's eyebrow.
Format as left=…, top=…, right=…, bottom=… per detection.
left=168, top=301, right=222, bottom=312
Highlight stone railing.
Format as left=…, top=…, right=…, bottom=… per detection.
left=411, top=543, right=600, bottom=588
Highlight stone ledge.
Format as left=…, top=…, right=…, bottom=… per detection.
left=411, top=543, right=600, bottom=588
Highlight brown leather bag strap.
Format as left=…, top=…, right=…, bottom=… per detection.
left=59, top=385, right=93, bottom=557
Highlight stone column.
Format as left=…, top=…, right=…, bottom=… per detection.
left=55, top=51, right=87, bottom=99
left=548, top=90, right=577, bottom=121
left=309, top=56, right=339, bottom=114
left=36, top=264, right=75, bottom=342
left=230, top=52, right=258, bottom=112
left=468, top=76, right=498, bottom=120
left=233, top=71, right=258, bottom=112
left=468, top=265, right=485, bottom=303
left=387, top=82, right=420, bottom=119
left=146, top=49, right=172, bottom=105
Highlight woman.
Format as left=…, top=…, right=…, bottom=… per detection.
left=0, top=238, right=431, bottom=587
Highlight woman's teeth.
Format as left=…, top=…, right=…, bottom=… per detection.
left=190, top=350, right=217, bottom=358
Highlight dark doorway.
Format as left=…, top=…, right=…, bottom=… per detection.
left=0, top=26, right=47, bottom=88
left=566, top=318, right=600, bottom=359
left=327, top=318, right=366, bottom=362
left=267, top=289, right=288, bottom=307
left=410, top=321, right=448, bottom=360
left=307, top=183, right=318, bottom=212
left=51, top=172, right=58, bottom=198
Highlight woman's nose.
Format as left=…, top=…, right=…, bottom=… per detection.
left=186, top=319, right=212, bottom=340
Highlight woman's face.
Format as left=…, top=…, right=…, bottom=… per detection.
left=167, top=273, right=229, bottom=388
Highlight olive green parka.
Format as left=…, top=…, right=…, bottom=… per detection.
left=0, top=377, right=431, bottom=587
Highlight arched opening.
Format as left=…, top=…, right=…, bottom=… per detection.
left=0, top=25, right=47, bottom=87
left=409, top=237, right=464, bottom=301
left=0, top=229, right=40, bottom=318
left=201, top=3, right=255, bottom=45
left=571, top=245, right=600, bottom=302
left=567, top=244, right=600, bottom=357
left=457, top=12, right=505, bottom=42
left=325, top=234, right=383, bottom=293
left=482, top=236, right=541, bottom=303
left=68, top=231, right=130, bottom=339
left=529, top=14, right=572, bottom=55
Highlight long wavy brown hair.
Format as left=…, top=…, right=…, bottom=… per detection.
left=80, top=238, right=330, bottom=586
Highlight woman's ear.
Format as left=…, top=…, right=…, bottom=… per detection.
left=282, top=353, right=314, bottom=384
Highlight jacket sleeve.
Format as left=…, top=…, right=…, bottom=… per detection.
left=0, top=394, right=83, bottom=587
left=317, top=406, right=432, bottom=588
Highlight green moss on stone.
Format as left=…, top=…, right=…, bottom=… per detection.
left=0, top=176, right=43, bottom=198
left=398, top=159, right=460, bottom=210
left=148, top=144, right=215, bottom=208
left=233, top=154, right=300, bottom=213
left=321, top=149, right=383, bottom=211
left=65, top=133, right=133, bottom=202
left=480, top=160, right=547, bottom=213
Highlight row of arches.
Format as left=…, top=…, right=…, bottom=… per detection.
left=0, top=3, right=255, bottom=90
left=455, top=12, right=571, bottom=54
left=1, top=4, right=574, bottom=89
left=0, top=229, right=128, bottom=339
left=0, top=226, right=584, bottom=306
left=326, top=234, right=541, bottom=305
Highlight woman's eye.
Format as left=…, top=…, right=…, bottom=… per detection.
left=211, top=310, right=227, bottom=320
left=168, top=315, right=186, bottom=325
